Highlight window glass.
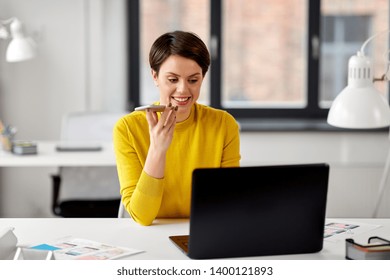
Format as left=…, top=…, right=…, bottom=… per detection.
left=222, top=0, right=307, bottom=108
left=140, top=0, right=209, bottom=105
left=320, top=1, right=389, bottom=108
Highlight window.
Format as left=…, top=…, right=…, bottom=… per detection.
left=222, top=0, right=307, bottom=109
left=320, top=2, right=389, bottom=109
left=138, top=0, right=209, bottom=105
left=127, top=0, right=389, bottom=129
left=320, top=15, right=371, bottom=108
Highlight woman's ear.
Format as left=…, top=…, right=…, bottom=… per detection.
left=151, top=69, right=158, bottom=86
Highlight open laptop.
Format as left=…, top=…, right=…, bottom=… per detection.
left=169, top=163, right=329, bottom=259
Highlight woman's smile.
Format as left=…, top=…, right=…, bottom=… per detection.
left=171, top=96, right=192, bottom=106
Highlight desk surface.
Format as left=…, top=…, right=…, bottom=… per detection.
left=1, top=218, right=389, bottom=260
left=0, top=141, right=116, bottom=167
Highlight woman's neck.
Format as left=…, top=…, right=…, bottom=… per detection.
left=175, top=106, right=192, bottom=123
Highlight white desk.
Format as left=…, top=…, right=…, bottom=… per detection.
left=2, top=142, right=387, bottom=219
left=0, top=141, right=118, bottom=218
left=1, top=218, right=389, bottom=260
left=0, top=141, right=116, bottom=167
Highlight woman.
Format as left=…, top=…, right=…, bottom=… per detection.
left=113, top=30, right=241, bottom=226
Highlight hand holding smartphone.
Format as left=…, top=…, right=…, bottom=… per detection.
left=134, top=105, right=166, bottom=112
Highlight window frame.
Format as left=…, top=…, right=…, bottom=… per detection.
left=210, top=0, right=328, bottom=120
left=126, top=0, right=388, bottom=131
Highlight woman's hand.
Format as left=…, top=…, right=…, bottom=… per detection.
left=146, top=103, right=177, bottom=153
left=143, top=103, right=177, bottom=178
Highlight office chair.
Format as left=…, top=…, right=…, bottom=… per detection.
left=118, top=200, right=125, bottom=218
left=117, top=197, right=133, bottom=218
left=51, top=111, right=127, bottom=218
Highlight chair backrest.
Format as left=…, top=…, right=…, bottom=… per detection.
left=58, top=111, right=128, bottom=201
left=60, top=111, right=126, bottom=141
left=118, top=201, right=125, bottom=218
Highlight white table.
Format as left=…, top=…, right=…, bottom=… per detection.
left=0, top=141, right=116, bottom=167
left=1, top=218, right=389, bottom=260
left=0, top=141, right=118, bottom=218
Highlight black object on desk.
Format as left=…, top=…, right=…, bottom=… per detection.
left=170, top=163, right=329, bottom=259
left=346, top=236, right=390, bottom=260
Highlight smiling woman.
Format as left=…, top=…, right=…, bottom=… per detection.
left=113, top=30, right=241, bottom=226
left=148, top=31, right=210, bottom=122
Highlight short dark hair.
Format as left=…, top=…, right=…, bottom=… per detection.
left=149, top=30, right=210, bottom=77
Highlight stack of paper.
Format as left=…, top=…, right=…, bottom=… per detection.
left=29, top=237, right=143, bottom=260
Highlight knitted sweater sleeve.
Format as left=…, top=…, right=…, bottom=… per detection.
left=113, top=116, right=164, bottom=226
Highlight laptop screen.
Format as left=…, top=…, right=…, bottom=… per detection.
left=185, top=163, right=329, bottom=259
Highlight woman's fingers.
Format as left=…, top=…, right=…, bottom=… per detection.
left=159, top=103, right=174, bottom=127
left=145, top=103, right=177, bottom=133
left=145, top=109, right=158, bottom=127
left=164, top=106, right=177, bottom=131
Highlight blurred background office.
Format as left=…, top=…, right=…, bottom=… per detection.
left=1, top=0, right=390, bottom=218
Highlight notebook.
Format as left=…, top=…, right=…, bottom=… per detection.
left=169, top=163, right=329, bottom=259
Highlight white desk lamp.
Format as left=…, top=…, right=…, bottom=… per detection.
left=327, top=30, right=390, bottom=218
left=0, top=17, right=36, bottom=62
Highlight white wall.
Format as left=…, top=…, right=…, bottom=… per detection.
left=0, top=0, right=127, bottom=217
left=240, top=131, right=390, bottom=218
left=0, top=0, right=127, bottom=139
left=1, top=0, right=389, bottom=218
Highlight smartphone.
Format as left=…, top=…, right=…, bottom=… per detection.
left=134, top=105, right=166, bottom=112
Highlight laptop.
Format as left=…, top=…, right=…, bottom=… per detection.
left=169, top=163, right=329, bottom=259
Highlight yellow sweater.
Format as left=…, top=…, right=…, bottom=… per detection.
left=113, top=103, right=241, bottom=225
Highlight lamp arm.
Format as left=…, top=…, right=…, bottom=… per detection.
left=0, top=17, right=17, bottom=25
left=360, top=29, right=390, bottom=56
left=372, top=142, right=390, bottom=217
left=0, top=17, right=17, bottom=40
left=373, top=74, right=387, bottom=83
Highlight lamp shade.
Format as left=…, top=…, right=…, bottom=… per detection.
left=5, top=18, right=36, bottom=62
left=327, top=52, right=390, bottom=129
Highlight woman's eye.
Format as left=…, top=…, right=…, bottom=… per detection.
left=189, top=79, right=198, bottom=84
left=168, top=78, right=178, bottom=83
